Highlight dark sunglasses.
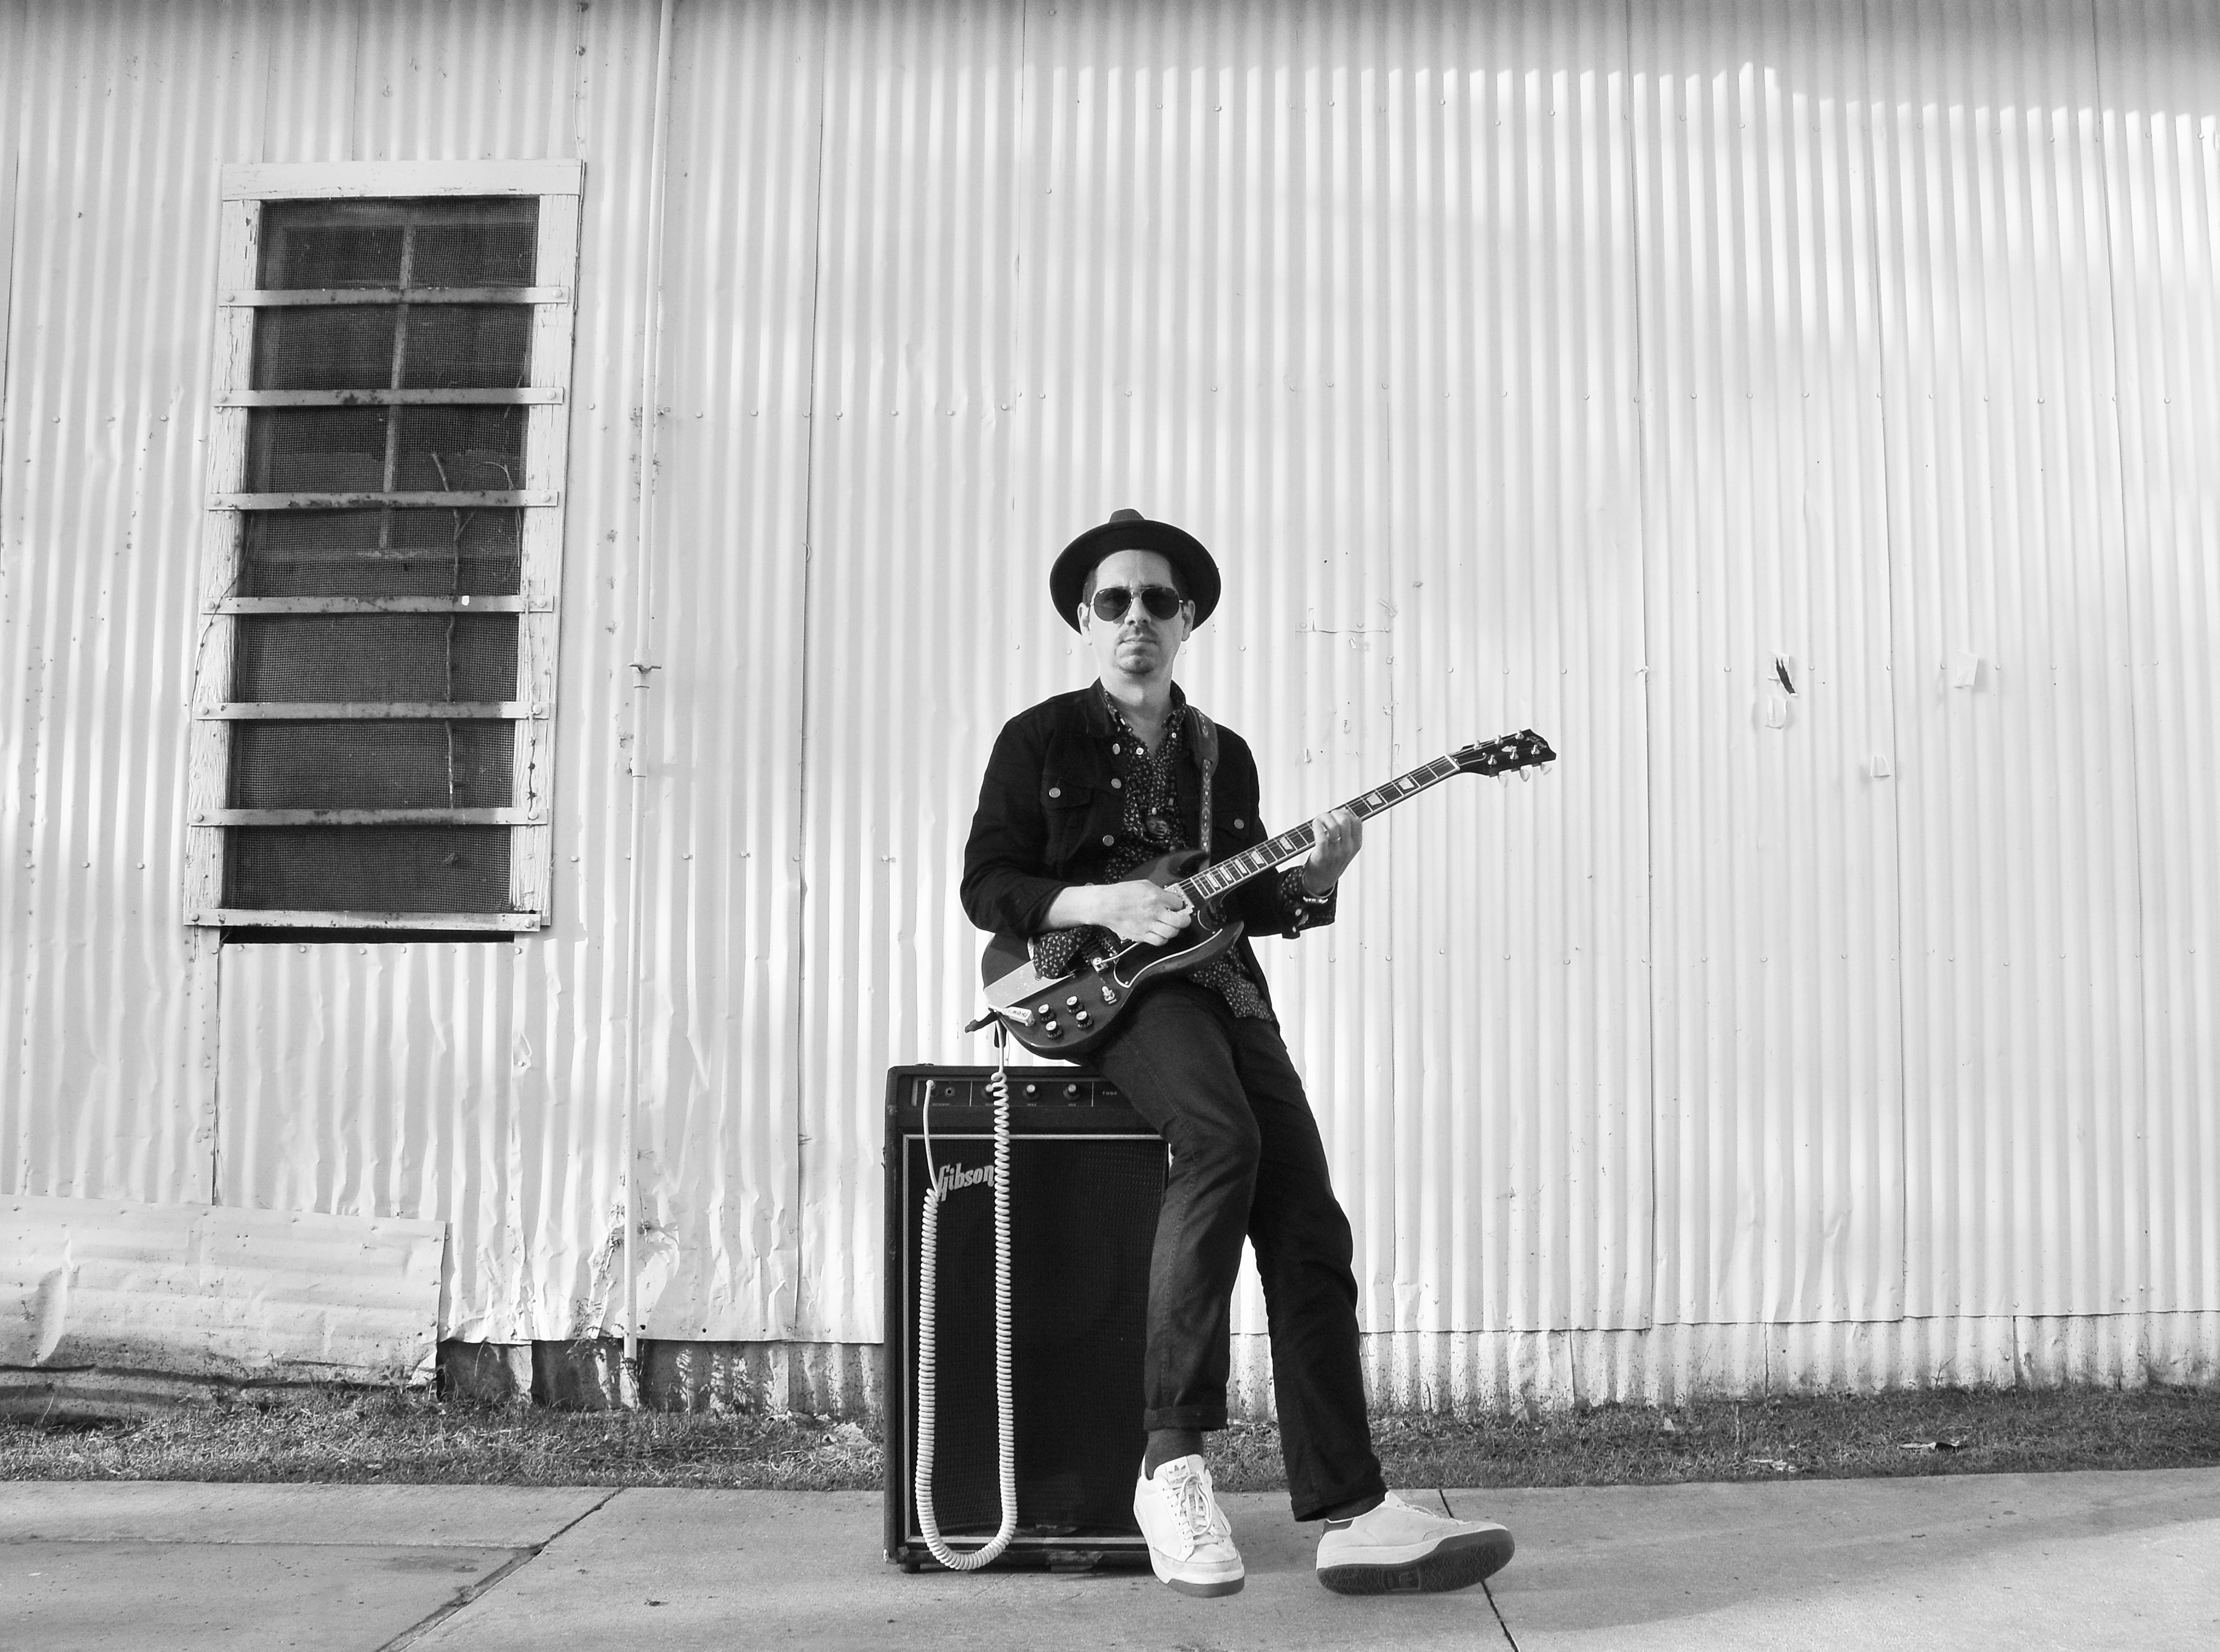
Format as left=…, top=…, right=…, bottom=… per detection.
left=1090, top=584, right=1187, bottom=623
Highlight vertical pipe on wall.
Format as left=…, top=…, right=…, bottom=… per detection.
left=618, top=0, right=679, bottom=1407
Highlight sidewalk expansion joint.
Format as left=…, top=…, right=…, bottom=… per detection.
left=1436, top=1486, right=1520, bottom=1650
left=376, top=1486, right=622, bottom=1652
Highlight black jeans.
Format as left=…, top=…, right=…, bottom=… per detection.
left=1091, top=980, right=1387, bottom=1522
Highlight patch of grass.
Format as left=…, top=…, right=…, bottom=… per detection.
left=1215, top=1386, right=2220, bottom=1491
left=2, top=1385, right=2213, bottom=1491
left=0, top=1388, right=879, bottom=1491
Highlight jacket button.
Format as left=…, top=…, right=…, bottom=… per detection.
left=1233, top=818, right=1244, bottom=829
left=1111, top=778, right=1122, bottom=789
left=1102, top=834, right=1115, bottom=846
left=1048, top=787, right=1061, bottom=798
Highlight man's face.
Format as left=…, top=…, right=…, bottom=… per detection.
left=1080, top=548, right=1192, bottom=685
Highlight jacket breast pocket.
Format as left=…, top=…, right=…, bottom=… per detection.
left=1041, top=778, right=1101, bottom=866
left=1211, top=806, right=1260, bottom=854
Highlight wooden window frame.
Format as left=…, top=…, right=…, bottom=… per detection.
left=186, top=160, right=583, bottom=932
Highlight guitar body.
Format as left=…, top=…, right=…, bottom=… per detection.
left=979, top=849, right=1246, bottom=1059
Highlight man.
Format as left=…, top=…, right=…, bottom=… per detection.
left=960, top=508, right=1515, bottom=1598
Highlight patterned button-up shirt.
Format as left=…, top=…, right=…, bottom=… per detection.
left=1031, top=690, right=1315, bottom=1021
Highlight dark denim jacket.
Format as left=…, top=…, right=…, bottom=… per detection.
left=960, top=684, right=1336, bottom=1002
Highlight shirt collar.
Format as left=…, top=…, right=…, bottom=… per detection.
left=1087, top=678, right=1186, bottom=738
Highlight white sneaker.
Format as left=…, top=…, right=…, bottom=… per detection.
left=1132, top=1455, right=1245, bottom=1597
left=1315, top=1492, right=1515, bottom=1595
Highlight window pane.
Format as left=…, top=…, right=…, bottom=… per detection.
left=231, top=722, right=516, bottom=810
left=246, top=407, right=388, bottom=491
left=409, top=211, right=537, bottom=286
left=400, top=306, right=532, bottom=388
left=257, top=199, right=537, bottom=289
left=394, top=406, right=528, bottom=490
left=245, top=406, right=525, bottom=493
left=239, top=509, right=522, bottom=597
left=251, top=305, right=531, bottom=392
left=258, top=206, right=405, bottom=287
left=233, top=615, right=520, bottom=702
left=225, top=825, right=513, bottom=912
left=252, top=307, right=400, bottom=390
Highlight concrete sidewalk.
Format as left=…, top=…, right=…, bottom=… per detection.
left=5, top=1470, right=2215, bottom=1651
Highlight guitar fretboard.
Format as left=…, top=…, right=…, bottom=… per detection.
left=1175, top=754, right=1465, bottom=906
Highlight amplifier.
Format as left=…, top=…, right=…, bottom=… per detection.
left=883, top=1063, right=1166, bottom=1572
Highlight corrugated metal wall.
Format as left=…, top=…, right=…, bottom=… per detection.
left=1634, top=0, right=1905, bottom=1334
left=2103, top=0, right=2220, bottom=1324
left=3, top=0, right=2215, bottom=1401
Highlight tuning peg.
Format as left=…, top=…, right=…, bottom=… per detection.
left=1519, top=766, right=1532, bottom=781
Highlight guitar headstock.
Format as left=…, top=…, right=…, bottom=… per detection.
left=1452, top=728, right=1556, bottom=777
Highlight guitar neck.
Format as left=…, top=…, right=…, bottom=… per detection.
left=1175, top=752, right=1466, bottom=905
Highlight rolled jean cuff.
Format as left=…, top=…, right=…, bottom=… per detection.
left=1143, top=1403, right=1228, bottom=1433
left=1289, top=1468, right=1388, bottom=1526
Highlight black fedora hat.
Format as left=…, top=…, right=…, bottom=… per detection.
left=1049, top=508, right=1221, bottom=631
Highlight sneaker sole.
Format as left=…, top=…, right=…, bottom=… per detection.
left=1317, top=1529, right=1513, bottom=1596
left=1142, top=1523, right=1244, bottom=1598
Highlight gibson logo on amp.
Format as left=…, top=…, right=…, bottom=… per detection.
left=934, top=1163, right=999, bottom=1198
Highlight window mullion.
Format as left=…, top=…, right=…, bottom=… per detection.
left=380, top=221, right=412, bottom=586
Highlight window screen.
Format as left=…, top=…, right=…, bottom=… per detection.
left=205, top=193, right=557, bottom=921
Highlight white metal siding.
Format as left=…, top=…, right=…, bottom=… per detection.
left=1870, top=0, right=2151, bottom=1324
left=2102, top=0, right=2220, bottom=1325
left=1634, top=1, right=1905, bottom=1330
left=2, top=0, right=2215, bottom=1397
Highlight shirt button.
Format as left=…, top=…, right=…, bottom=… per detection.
left=1111, top=778, right=1122, bottom=789
left=1111, top=743, right=1120, bottom=754
left=1048, top=787, right=1061, bottom=799
left=1102, top=834, right=1115, bottom=847
left=1233, top=818, right=1244, bottom=828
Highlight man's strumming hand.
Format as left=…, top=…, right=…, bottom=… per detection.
left=1049, top=879, right=1196, bottom=946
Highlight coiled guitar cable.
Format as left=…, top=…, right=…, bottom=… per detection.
left=913, top=1025, right=1017, bottom=1570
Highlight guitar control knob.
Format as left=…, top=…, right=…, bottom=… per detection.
left=1043, top=1020, right=1062, bottom=1037
left=1073, top=1010, right=1092, bottom=1027
left=1100, top=987, right=1118, bottom=1005
left=1036, top=1003, right=1053, bottom=1016
left=1065, top=995, right=1080, bottom=1009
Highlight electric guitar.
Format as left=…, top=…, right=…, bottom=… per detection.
left=978, top=729, right=1556, bottom=1057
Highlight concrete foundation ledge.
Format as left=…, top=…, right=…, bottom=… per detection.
left=435, top=1339, right=885, bottom=1417
left=437, top=1313, right=2219, bottom=1423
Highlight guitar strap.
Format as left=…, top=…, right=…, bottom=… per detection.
left=1189, top=705, right=1219, bottom=859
